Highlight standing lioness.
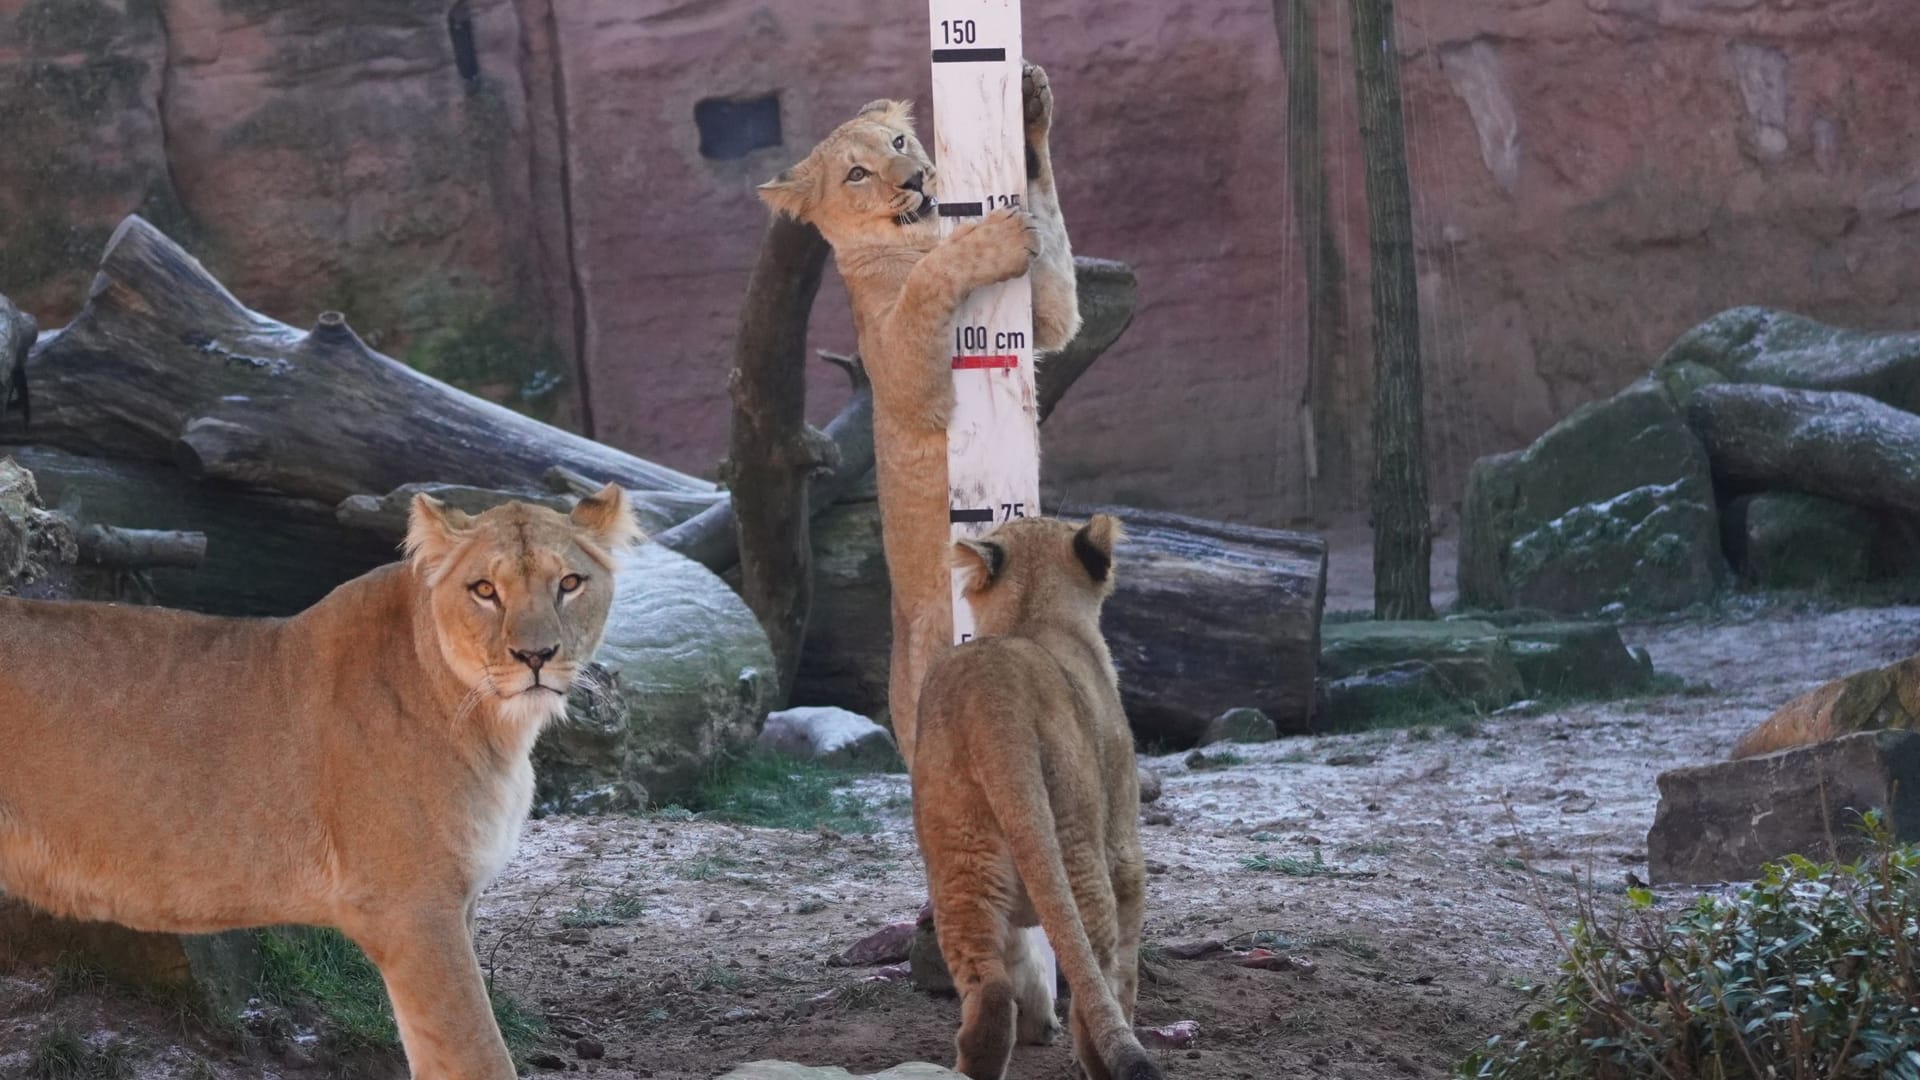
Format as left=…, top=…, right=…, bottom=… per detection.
left=0, top=486, right=640, bottom=1080
left=913, top=515, right=1164, bottom=1080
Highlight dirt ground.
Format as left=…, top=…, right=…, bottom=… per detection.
left=5, top=592, right=1920, bottom=1079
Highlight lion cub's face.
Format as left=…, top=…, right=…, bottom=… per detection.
left=405, top=485, right=641, bottom=725
left=953, top=515, right=1123, bottom=636
left=757, top=100, right=938, bottom=244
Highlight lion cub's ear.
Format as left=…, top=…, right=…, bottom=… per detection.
left=952, top=537, right=1007, bottom=594
left=1072, top=514, right=1125, bottom=584
left=858, top=99, right=914, bottom=129
left=757, top=161, right=818, bottom=221
left=405, top=494, right=472, bottom=580
left=570, top=483, right=644, bottom=555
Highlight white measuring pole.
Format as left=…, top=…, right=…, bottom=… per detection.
left=928, top=0, right=1040, bottom=648
left=927, top=0, right=1059, bottom=1007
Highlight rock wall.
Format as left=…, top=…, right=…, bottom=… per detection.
left=3, top=0, right=1916, bottom=524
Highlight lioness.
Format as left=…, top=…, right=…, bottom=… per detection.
left=912, top=515, right=1163, bottom=1080
left=758, top=61, right=1080, bottom=769
left=0, top=487, right=640, bottom=1080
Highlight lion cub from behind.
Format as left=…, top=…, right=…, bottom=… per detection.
left=912, top=515, right=1163, bottom=1080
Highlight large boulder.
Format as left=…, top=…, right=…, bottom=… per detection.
left=1501, top=621, right=1653, bottom=700
left=536, top=542, right=776, bottom=812
left=0, top=457, right=76, bottom=597
left=1458, top=379, right=1724, bottom=613
left=1722, top=492, right=1882, bottom=589
left=1649, top=730, right=1920, bottom=885
left=1662, top=307, right=1920, bottom=415
left=1319, top=620, right=1523, bottom=726
left=1731, top=654, right=1920, bottom=761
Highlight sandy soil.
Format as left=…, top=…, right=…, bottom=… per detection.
left=4, top=598, right=1918, bottom=1080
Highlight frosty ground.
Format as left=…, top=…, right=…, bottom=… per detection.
left=4, top=594, right=1917, bottom=1079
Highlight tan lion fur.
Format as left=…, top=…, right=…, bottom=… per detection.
left=759, top=61, right=1080, bottom=769
left=0, top=486, right=641, bottom=1080
left=911, top=515, right=1163, bottom=1080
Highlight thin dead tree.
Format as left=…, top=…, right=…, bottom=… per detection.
left=1349, top=0, right=1433, bottom=619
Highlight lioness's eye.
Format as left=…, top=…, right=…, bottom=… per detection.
left=559, top=573, right=584, bottom=595
left=846, top=165, right=869, bottom=182
left=470, top=581, right=497, bottom=601
left=892, top=135, right=906, bottom=150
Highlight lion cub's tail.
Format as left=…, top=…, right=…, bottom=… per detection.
left=980, top=739, right=1165, bottom=1080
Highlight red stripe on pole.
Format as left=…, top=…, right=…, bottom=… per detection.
left=951, top=354, right=1019, bottom=370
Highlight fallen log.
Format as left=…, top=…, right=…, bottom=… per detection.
left=8, top=216, right=714, bottom=506
left=2, top=295, right=29, bottom=430
left=7, top=444, right=394, bottom=615
left=73, top=523, right=207, bottom=570
left=796, top=499, right=1327, bottom=744
left=1686, top=384, right=1920, bottom=515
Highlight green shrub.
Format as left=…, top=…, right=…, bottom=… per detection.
left=1463, top=814, right=1920, bottom=1079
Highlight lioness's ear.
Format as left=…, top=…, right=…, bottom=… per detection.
left=858, top=99, right=914, bottom=129
left=570, top=483, right=644, bottom=553
left=405, top=494, right=471, bottom=579
left=1072, top=514, right=1124, bottom=584
left=757, top=161, right=817, bottom=221
left=952, top=537, right=1006, bottom=593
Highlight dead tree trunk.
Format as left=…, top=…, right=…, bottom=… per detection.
left=1277, top=0, right=1356, bottom=510
left=8, top=216, right=715, bottom=506
left=2, top=294, right=31, bottom=430
left=1350, top=0, right=1433, bottom=619
left=727, top=216, right=834, bottom=705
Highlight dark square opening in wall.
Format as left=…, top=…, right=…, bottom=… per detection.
left=696, top=95, right=782, bottom=161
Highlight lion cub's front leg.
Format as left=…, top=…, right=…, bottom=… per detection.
left=877, top=208, right=1039, bottom=431
left=1022, top=60, right=1080, bottom=352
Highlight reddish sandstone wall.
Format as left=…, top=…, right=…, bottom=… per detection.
left=3, top=0, right=1916, bottom=525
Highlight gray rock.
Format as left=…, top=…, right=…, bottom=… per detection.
left=1457, top=379, right=1724, bottom=613
left=1136, top=766, right=1163, bottom=805
left=1647, top=730, right=1920, bottom=884
left=907, top=917, right=954, bottom=996
left=1501, top=621, right=1654, bottom=699
left=1661, top=306, right=1920, bottom=414
left=718, top=1064, right=962, bottom=1080
left=1202, top=707, right=1277, bottom=745
left=759, top=706, right=899, bottom=768
left=1320, top=620, right=1523, bottom=721
left=1723, top=492, right=1879, bottom=589
left=0, top=458, right=75, bottom=596
left=0, top=898, right=259, bottom=1015
left=538, top=542, right=776, bottom=811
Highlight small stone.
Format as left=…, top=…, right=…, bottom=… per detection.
left=828, top=922, right=914, bottom=967
left=550, top=929, right=591, bottom=945
left=1142, top=809, right=1174, bottom=826
left=1203, top=708, right=1277, bottom=745
left=574, top=1038, right=606, bottom=1060
left=528, top=1051, right=568, bottom=1070
left=1136, top=766, right=1163, bottom=804
left=1137, top=1020, right=1200, bottom=1049
left=1325, top=752, right=1377, bottom=767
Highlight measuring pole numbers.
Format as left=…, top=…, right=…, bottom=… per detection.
left=929, top=0, right=1039, bottom=647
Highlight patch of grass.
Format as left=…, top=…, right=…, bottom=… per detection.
left=558, top=889, right=647, bottom=928
left=1465, top=813, right=1920, bottom=1079
left=678, top=853, right=744, bottom=881
left=682, top=752, right=879, bottom=835
left=27, top=1028, right=131, bottom=1080
left=1184, top=749, right=1245, bottom=771
left=690, top=965, right=743, bottom=992
left=1241, top=850, right=1332, bottom=876
left=256, top=927, right=543, bottom=1060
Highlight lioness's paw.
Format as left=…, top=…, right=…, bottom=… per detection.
left=1023, top=61, right=1054, bottom=138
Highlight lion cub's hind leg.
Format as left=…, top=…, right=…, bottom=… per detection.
left=924, top=826, right=1021, bottom=1079
left=1021, top=60, right=1080, bottom=353
left=1003, top=917, right=1060, bottom=1045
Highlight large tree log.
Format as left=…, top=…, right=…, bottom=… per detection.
left=6, top=445, right=395, bottom=615
left=7, top=216, right=713, bottom=506
left=727, top=217, right=834, bottom=705
left=797, top=499, right=1326, bottom=744
left=1687, top=384, right=1920, bottom=516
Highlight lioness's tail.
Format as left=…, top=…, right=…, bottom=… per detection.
left=978, top=733, right=1164, bottom=1080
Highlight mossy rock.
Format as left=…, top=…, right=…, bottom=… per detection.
left=1458, top=378, right=1723, bottom=613
left=1723, top=492, right=1879, bottom=589
left=1320, top=619, right=1523, bottom=722
left=1661, top=306, right=1920, bottom=414
left=1501, top=621, right=1653, bottom=699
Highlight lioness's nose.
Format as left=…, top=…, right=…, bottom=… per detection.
left=511, top=645, right=558, bottom=671
left=900, top=170, right=925, bottom=193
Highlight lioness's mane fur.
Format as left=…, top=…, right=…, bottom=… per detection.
left=0, top=487, right=640, bottom=1080
left=759, top=62, right=1080, bottom=768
